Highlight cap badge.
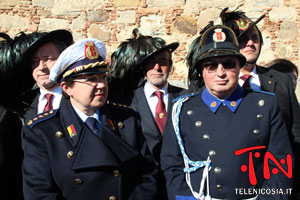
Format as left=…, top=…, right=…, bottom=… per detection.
left=85, top=41, right=99, bottom=60
left=235, top=18, right=251, bottom=31
left=213, top=28, right=226, bottom=42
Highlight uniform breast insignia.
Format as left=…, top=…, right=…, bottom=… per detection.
left=107, top=101, right=136, bottom=111
left=107, top=118, right=122, bottom=136
left=27, top=109, right=58, bottom=128
left=67, top=124, right=77, bottom=138
left=108, top=119, right=116, bottom=131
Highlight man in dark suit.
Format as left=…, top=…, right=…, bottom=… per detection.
left=218, top=9, right=300, bottom=198
left=161, top=24, right=293, bottom=200
left=23, top=38, right=158, bottom=200
left=110, top=29, right=187, bottom=199
left=22, top=29, right=73, bottom=123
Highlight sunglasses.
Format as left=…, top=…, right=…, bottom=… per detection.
left=201, top=60, right=238, bottom=73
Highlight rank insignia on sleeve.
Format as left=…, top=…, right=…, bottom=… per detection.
left=67, top=124, right=77, bottom=138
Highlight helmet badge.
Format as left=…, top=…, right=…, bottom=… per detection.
left=235, top=18, right=251, bottom=31
left=213, top=28, right=226, bottom=42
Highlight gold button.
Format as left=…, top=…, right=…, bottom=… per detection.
left=253, top=129, right=261, bottom=135
left=214, top=167, right=221, bottom=174
left=75, top=178, right=83, bottom=184
left=113, top=170, right=120, bottom=177
left=258, top=100, right=264, bottom=106
left=257, top=114, right=263, bottom=120
left=27, top=120, right=33, bottom=126
left=203, top=134, right=210, bottom=140
left=67, top=151, right=74, bottom=158
left=118, top=122, right=124, bottom=129
left=187, top=110, right=193, bottom=115
left=268, top=80, right=272, bottom=84
left=55, top=131, right=64, bottom=138
left=109, top=196, right=117, bottom=200
left=209, top=150, right=216, bottom=157
left=216, top=184, right=223, bottom=191
left=195, top=121, right=202, bottom=127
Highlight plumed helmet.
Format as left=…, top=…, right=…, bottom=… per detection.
left=219, top=7, right=265, bottom=43
left=109, top=28, right=178, bottom=103
left=195, top=24, right=246, bottom=68
left=0, top=32, right=46, bottom=116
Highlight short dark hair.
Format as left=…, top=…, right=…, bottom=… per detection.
left=267, top=58, right=298, bottom=75
left=61, top=78, right=75, bottom=99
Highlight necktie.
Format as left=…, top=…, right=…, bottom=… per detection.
left=240, top=74, right=252, bottom=88
left=85, top=117, right=100, bottom=136
left=43, top=93, right=54, bottom=112
left=154, top=91, right=167, bottom=134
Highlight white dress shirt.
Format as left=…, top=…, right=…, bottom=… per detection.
left=144, top=82, right=169, bottom=119
left=38, top=87, right=63, bottom=114
left=239, top=65, right=261, bottom=90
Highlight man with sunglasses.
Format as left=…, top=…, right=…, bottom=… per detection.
left=161, top=24, right=293, bottom=200
left=22, top=38, right=158, bottom=200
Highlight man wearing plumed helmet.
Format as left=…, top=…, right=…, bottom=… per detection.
left=161, top=24, right=293, bottom=200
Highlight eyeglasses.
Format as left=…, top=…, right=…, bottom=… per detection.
left=201, top=61, right=238, bottom=73
left=73, top=73, right=111, bottom=86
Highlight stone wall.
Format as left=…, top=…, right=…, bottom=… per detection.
left=1, top=0, right=300, bottom=98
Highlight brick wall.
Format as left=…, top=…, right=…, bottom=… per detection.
left=1, top=0, right=300, bottom=97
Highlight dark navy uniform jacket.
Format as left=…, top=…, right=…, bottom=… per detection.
left=22, top=100, right=158, bottom=200
left=161, top=86, right=293, bottom=200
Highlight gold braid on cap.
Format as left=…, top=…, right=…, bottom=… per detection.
left=62, top=61, right=110, bottom=79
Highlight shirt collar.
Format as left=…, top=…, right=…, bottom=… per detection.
left=201, top=86, right=244, bottom=113
left=144, top=81, right=168, bottom=99
left=40, top=86, right=62, bottom=97
left=71, top=104, right=100, bottom=123
left=239, top=65, right=259, bottom=80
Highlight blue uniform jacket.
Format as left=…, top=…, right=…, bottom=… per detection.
left=161, top=87, right=293, bottom=200
left=22, top=100, right=158, bottom=200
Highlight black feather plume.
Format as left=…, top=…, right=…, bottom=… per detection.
left=0, top=32, right=45, bottom=116
left=109, top=28, right=166, bottom=103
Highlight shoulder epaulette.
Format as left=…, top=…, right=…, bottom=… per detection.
left=107, top=101, right=136, bottom=111
left=27, top=109, right=58, bottom=128
left=251, top=89, right=275, bottom=96
left=172, top=92, right=199, bottom=103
